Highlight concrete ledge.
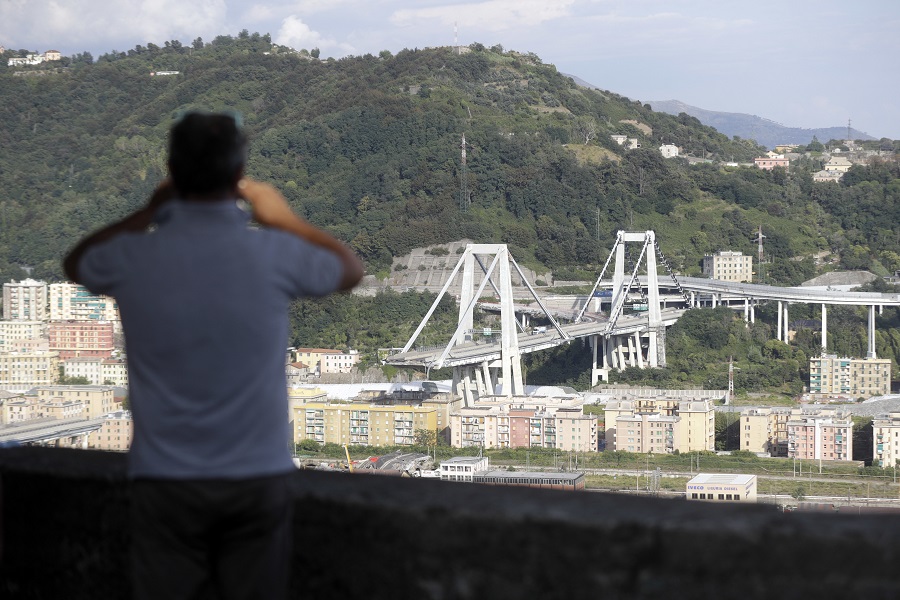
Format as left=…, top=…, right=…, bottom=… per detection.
left=2, top=446, right=900, bottom=598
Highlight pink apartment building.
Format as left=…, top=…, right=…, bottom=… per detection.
left=48, top=321, right=115, bottom=360
left=787, top=411, right=852, bottom=462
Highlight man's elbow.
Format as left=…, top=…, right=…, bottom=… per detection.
left=338, top=255, right=365, bottom=291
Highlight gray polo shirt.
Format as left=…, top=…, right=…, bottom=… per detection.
left=78, top=199, right=343, bottom=479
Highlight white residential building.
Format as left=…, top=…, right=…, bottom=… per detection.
left=48, top=283, right=120, bottom=326
left=62, top=357, right=129, bottom=387
left=2, top=279, right=48, bottom=321
left=659, top=144, right=679, bottom=158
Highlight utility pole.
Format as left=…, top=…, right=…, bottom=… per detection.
left=458, top=133, right=470, bottom=211
left=754, top=225, right=765, bottom=283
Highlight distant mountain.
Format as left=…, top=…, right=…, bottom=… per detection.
left=646, top=100, right=875, bottom=149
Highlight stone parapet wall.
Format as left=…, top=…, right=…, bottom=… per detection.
left=2, top=447, right=900, bottom=598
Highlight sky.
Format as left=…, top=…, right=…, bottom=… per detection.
left=2, top=0, right=898, bottom=139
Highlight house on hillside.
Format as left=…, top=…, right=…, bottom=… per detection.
left=659, top=144, right=679, bottom=158
left=813, top=170, right=842, bottom=183
left=754, top=155, right=789, bottom=171
left=7, top=50, right=62, bottom=67
left=824, top=156, right=852, bottom=173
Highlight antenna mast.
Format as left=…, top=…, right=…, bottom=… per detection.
left=847, top=118, right=851, bottom=142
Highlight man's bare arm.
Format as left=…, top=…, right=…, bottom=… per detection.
left=63, top=181, right=175, bottom=284
left=237, top=179, right=364, bottom=291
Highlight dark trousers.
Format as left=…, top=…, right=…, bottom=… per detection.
left=130, top=473, right=294, bottom=600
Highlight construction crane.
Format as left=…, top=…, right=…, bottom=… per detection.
left=343, top=444, right=354, bottom=473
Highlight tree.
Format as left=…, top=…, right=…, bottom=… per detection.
left=572, top=116, right=598, bottom=145
left=807, top=136, right=824, bottom=152
left=414, top=428, right=438, bottom=448
left=311, top=48, right=320, bottom=59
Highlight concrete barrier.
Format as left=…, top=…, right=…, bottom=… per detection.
left=2, top=446, right=900, bottom=598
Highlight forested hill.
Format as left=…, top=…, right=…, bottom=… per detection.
left=0, top=33, right=899, bottom=288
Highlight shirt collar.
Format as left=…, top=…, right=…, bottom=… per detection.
left=154, top=198, right=251, bottom=225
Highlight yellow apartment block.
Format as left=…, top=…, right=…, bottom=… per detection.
left=0, top=351, right=60, bottom=392
left=35, top=385, right=119, bottom=420
left=289, top=395, right=440, bottom=447
left=605, top=398, right=715, bottom=453
left=874, top=412, right=900, bottom=468
left=91, top=410, right=133, bottom=451
left=740, top=407, right=791, bottom=456
left=809, top=355, right=891, bottom=399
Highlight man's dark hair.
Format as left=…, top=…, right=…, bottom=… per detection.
left=168, top=112, right=248, bottom=195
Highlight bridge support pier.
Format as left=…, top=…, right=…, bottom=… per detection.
left=821, top=304, right=827, bottom=352
left=590, top=335, right=609, bottom=385
left=634, top=332, right=645, bottom=368
left=868, top=305, right=877, bottom=358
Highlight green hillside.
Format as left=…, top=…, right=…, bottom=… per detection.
left=0, top=34, right=810, bottom=279
left=2, top=33, right=900, bottom=388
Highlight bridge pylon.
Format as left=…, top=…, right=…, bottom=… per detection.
left=579, top=230, right=675, bottom=380
left=400, top=244, right=566, bottom=404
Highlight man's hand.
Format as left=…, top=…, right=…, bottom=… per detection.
left=237, top=179, right=297, bottom=229
left=237, top=178, right=364, bottom=291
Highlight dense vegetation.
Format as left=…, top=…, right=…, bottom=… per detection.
left=2, top=33, right=899, bottom=390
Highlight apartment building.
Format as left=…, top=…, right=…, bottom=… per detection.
left=91, top=410, right=133, bottom=451
left=0, top=320, right=46, bottom=351
left=872, top=412, right=900, bottom=468
left=48, top=321, right=115, bottom=360
left=0, top=351, right=60, bottom=392
left=62, top=357, right=129, bottom=387
left=290, top=396, right=440, bottom=447
left=809, top=355, right=891, bottom=398
left=2, top=396, right=39, bottom=423
left=786, top=408, right=853, bottom=462
left=48, top=283, right=120, bottom=326
left=41, top=398, right=86, bottom=420
left=1, top=392, right=84, bottom=424
left=290, top=347, right=360, bottom=375
left=34, top=385, right=120, bottom=420
left=740, top=406, right=791, bottom=456
left=450, top=398, right=597, bottom=452
left=2, top=279, right=48, bottom=320
left=604, top=398, right=715, bottom=453
left=702, top=251, right=754, bottom=282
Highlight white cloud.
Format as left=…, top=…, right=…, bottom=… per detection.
left=275, top=14, right=355, bottom=54
left=0, top=0, right=227, bottom=53
left=391, top=0, right=576, bottom=31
